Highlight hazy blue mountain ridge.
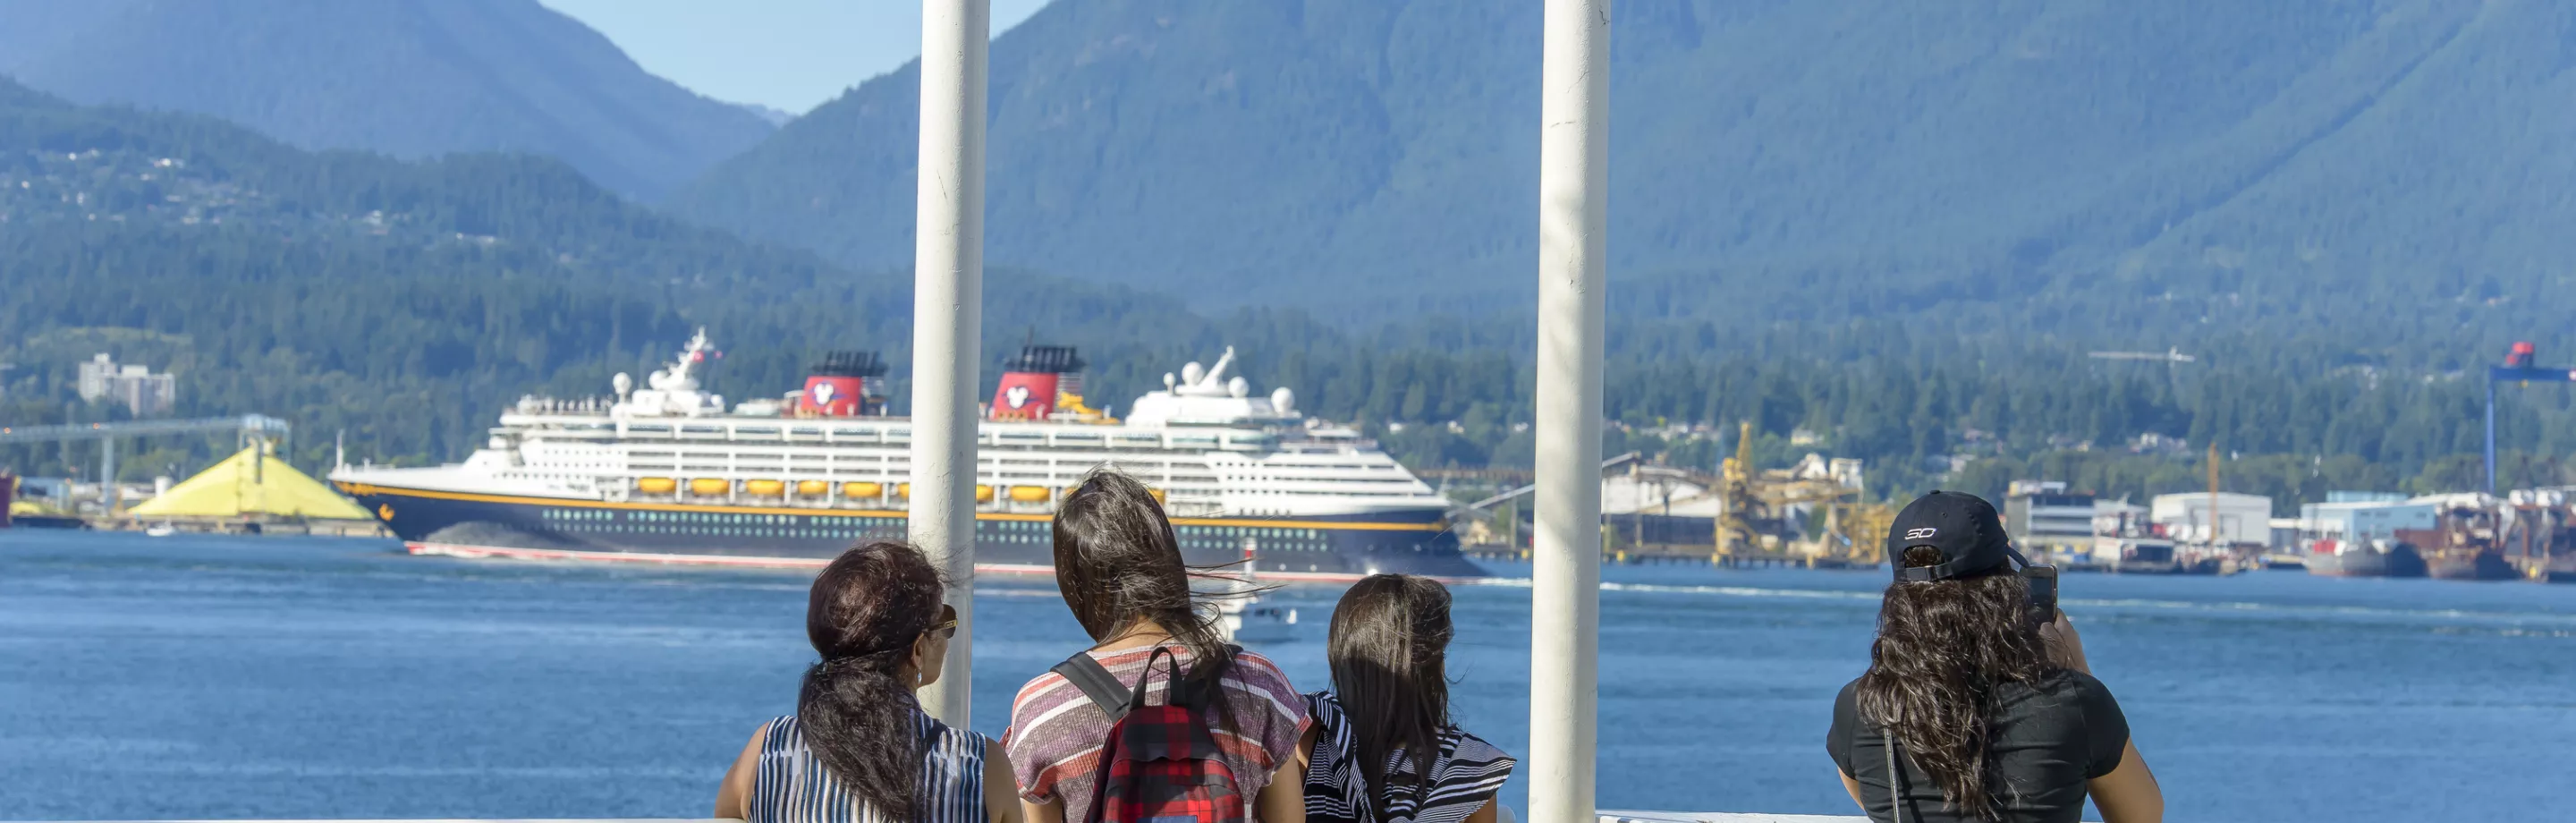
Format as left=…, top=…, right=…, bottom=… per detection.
left=0, top=0, right=775, bottom=200
left=674, top=0, right=2576, bottom=327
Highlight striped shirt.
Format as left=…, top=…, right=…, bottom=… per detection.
left=747, top=713, right=989, bottom=823
left=1301, top=691, right=1515, bottom=823
left=1004, top=645, right=1309, bottom=823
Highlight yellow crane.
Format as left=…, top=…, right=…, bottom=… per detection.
left=1713, top=421, right=1894, bottom=567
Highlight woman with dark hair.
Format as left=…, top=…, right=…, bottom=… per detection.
left=1297, top=574, right=1514, bottom=823
left=1828, top=492, right=2163, bottom=823
left=1004, top=469, right=1310, bottom=823
left=716, top=541, right=1021, bottom=823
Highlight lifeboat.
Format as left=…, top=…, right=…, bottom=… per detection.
left=744, top=479, right=785, bottom=496
left=1148, top=488, right=1167, bottom=504
left=896, top=482, right=911, bottom=499
left=689, top=478, right=731, bottom=496
left=1010, top=485, right=1051, bottom=503
left=843, top=481, right=884, bottom=500
left=976, top=484, right=996, bottom=504
left=797, top=479, right=830, bottom=496
left=635, top=477, right=677, bottom=495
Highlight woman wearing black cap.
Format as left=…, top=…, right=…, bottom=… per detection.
left=1826, top=491, right=2164, bottom=823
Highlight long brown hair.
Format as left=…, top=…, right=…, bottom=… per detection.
left=1853, top=546, right=2055, bottom=820
left=798, top=541, right=945, bottom=818
left=1051, top=469, right=1238, bottom=706
left=1326, top=573, right=1454, bottom=818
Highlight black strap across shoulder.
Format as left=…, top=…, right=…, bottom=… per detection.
left=1052, top=652, right=1135, bottom=722
left=1880, top=725, right=1919, bottom=823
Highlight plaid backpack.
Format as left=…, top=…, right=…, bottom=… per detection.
left=1052, top=646, right=1246, bottom=823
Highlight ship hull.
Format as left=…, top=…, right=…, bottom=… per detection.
left=336, top=481, right=1483, bottom=579
left=2428, top=550, right=2521, bottom=581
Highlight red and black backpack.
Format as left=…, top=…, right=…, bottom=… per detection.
left=1052, top=646, right=1245, bottom=823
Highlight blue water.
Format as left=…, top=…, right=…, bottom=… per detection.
left=4, top=532, right=2572, bottom=821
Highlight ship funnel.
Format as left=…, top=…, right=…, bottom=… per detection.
left=799, top=351, right=888, bottom=417
left=993, top=344, right=1085, bottom=421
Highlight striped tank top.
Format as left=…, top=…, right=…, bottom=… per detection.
left=747, top=713, right=990, bottom=823
left=1301, top=691, right=1515, bottom=823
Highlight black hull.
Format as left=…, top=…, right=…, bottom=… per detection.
left=335, top=482, right=1484, bottom=578
left=2307, top=545, right=2428, bottom=578
left=2429, top=551, right=2521, bottom=581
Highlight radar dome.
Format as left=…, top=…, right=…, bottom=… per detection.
left=612, top=372, right=633, bottom=396
left=1270, top=387, right=1295, bottom=414
left=1182, top=361, right=1206, bottom=386
left=1227, top=377, right=1250, bottom=398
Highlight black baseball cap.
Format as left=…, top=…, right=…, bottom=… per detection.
left=1885, top=490, right=2021, bottom=581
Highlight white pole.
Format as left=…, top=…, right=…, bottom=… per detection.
left=1531, top=0, right=1608, bottom=820
left=910, top=0, right=989, bottom=725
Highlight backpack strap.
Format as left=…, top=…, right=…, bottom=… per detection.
left=1053, top=652, right=1135, bottom=723
left=1881, top=725, right=1917, bottom=823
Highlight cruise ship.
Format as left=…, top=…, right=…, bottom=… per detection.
left=328, top=330, right=1481, bottom=579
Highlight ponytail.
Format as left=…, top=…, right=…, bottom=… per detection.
left=797, top=542, right=945, bottom=818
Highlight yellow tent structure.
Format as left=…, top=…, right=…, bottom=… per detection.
left=131, top=445, right=371, bottom=520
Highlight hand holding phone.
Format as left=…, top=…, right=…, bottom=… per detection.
left=2038, top=608, right=2091, bottom=674
left=2021, top=564, right=2059, bottom=626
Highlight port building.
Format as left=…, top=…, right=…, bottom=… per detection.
left=2151, top=491, right=2274, bottom=546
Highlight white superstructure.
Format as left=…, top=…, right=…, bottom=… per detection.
left=330, top=333, right=1450, bottom=521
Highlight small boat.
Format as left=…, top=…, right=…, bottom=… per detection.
left=1213, top=538, right=1301, bottom=644
left=144, top=522, right=176, bottom=537
left=1221, top=599, right=1301, bottom=644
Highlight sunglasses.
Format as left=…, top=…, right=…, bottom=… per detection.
left=928, top=604, right=959, bottom=640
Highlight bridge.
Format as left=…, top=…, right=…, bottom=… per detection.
left=0, top=414, right=292, bottom=507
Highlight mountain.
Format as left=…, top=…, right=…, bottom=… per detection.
left=673, top=0, right=2576, bottom=323
left=0, top=0, right=774, bottom=201
left=6, top=72, right=2572, bottom=509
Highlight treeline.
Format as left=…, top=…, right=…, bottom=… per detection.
left=10, top=75, right=2576, bottom=516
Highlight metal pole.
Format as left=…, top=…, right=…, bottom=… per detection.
left=1531, top=0, right=1609, bottom=819
left=909, top=0, right=989, bottom=725
left=100, top=436, right=115, bottom=512
left=2485, top=378, right=2498, bottom=495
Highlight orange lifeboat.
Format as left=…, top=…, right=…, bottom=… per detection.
left=895, top=483, right=911, bottom=499
left=843, top=481, right=885, bottom=500
left=797, top=479, right=830, bottom=496
left=744, top=479, right=785, bottom=497
left=1009, top=485, right=1051, bottom=503
left=975, top=484, right=996, bottom=504
left=688, top=478, right=731, bottom=496
left=635, top=477, right=677, bottom=495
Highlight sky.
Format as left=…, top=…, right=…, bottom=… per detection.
left=540, top=0, right=1055, bottom=115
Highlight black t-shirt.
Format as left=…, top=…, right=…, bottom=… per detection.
left=1826, top=670, right=2130, bottom=823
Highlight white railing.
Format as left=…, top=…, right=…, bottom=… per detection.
left=1602, top=813, right=1868, bottom=823
left=29, top=815, right=1866, bottom=823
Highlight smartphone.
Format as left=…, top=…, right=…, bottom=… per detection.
left=2021, top=564, right=2059, bottom=625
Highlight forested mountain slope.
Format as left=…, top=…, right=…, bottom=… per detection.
left=0, top=0, right=774, bottom=200
left=675, top=0, right=2576, bottom=326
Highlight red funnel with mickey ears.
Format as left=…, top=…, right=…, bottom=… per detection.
left=990, top=344, right=1084, bottom=421
left=798, top=351, right=888, bottom=417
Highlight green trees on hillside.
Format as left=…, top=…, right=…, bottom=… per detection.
left=8, top=75, right=2576, bottom=516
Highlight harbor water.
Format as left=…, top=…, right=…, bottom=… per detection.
left=4, top=531, right=2572, bottom=822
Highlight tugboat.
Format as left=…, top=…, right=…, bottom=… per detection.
left=331, top=330, right=1482, bottom=579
